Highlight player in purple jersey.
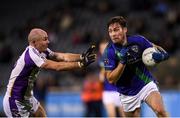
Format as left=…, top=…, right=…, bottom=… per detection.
left=3, top=28, right=96, bottom=117
left=98, top=39, right=125, bottom=117
left=103, top=16, right=169, bottom=117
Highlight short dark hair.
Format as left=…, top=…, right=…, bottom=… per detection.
left=107, top=16, right=127, bottom=28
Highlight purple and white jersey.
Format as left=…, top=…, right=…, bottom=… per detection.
left=6, top=46, right=54, bottom=100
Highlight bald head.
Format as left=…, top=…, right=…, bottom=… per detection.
left=28, top=28, right=48, bottom=43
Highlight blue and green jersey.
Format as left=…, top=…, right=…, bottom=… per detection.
left=103, top=35, right=157, bottom=96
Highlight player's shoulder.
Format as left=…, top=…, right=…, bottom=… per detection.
left=28, top=46, right=41, bottom=57
left=128, top=34, right=147, bottom=41
left=106, top=42, right=115, bottom=52
left=127, top=34, right=149, bottom=44
left=103, top=42, right=116, bottom=57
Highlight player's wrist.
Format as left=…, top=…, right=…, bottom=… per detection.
left=80, top=54, right=83, bottom=60
left=78, top=62, right=83, bottom=68
left=152, top=51, right=169, bottom=63
left=119, top=60, right=126, bottom=65
left=78, top=61, right=84, bottom=68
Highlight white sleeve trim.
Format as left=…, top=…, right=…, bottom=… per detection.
left=29, top=47, right=45, bottom=67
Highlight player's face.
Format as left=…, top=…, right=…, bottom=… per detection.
left=108, top=23, right=127, bottom=45
left=35, top=36, right=49, bottom=52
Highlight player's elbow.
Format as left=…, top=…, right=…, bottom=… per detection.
left=108, top=79, right=115, bottom=84
left=42, top=62, right=61, bottom=71
left=108, top=78, right=116, bottom=84
left=41, top=60, right=61, bottom=71
left=106, top=75, right=116, bottom=84
left=106, top=72, right=116, bottom=84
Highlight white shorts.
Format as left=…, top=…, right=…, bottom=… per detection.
left=103, top=91, right=122, bottom=107
left=3, top=93, right=40, bottom=117
left=120, top=81, right=159, bottom=112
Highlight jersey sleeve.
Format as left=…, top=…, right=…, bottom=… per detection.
left=103, top=47, right=117, bottom=71
left=29, top=48, right=46, bottom=67
left=44, top=48, right=54, bottom=59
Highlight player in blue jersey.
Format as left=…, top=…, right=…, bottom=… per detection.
left=98, top=39, right=125, bottom=117
left=3, top=28, right=96, bottom=117
left=103, top=16, right=169, bottom=117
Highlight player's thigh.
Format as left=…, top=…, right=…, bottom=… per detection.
left=145, top=91, right=165, bottom=112
left=117, top=106, right=125, bottom=117
left=104, top=103, right=116, bottom=117
left=33, top=104, right=46, bottom=117
left=124, top=108, right=141, bottom=117
left=30, top=96, right=46, bottom=117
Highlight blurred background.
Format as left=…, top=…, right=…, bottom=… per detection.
left=0, top=0, right=180, bottom=117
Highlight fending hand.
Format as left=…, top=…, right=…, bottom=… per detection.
left=80, top=44, right=96, bottom=60
left=79, top=45, right=96, bottom=68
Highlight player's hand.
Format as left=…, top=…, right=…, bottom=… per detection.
left=152, top=47, right=169, bottom=63
left=79, top=45, right=96, bottom=68
left=79, top=53, right=96, bottom=68
left=116, top=47, right=129, bottom=64
left=80, top=44, right=96, bottom=60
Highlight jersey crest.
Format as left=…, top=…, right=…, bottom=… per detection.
left=127, top=44, right=141, bottom=64
left=104, top=59, right=109, bottom=65
left=131, top=45, right=139, bottom=53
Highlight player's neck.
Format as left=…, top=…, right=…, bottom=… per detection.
left=115, top=39, right=127, bottom=46
left=122, top=36, right=128, bottom=46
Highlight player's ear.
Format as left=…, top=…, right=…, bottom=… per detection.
left=32, top=40, right=36, bottom=44
left=123, top=27, right=127, bottom=33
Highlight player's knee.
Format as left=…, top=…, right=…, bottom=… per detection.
left=34, top=105, right=46, bottom=117
left=154, top=107, right=168, bottom=117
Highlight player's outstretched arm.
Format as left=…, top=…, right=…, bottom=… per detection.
left=53, top=52, right=81, bottom=62
left=41, top=51, right=96, bottom=71
left=52, top=44, right=96, bottom=62
left=41, top=59, right=81, bottom=71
